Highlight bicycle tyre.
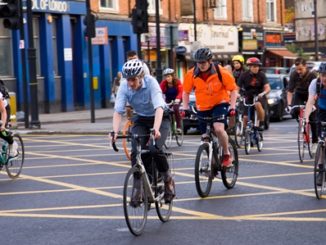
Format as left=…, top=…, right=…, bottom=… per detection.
left=244, top=130, right=251, bottom=155
left=122, top=120, right=133, bottom=160
left=257, top=131, right=263, bottom=152
left=194, top=143, right=213, bottom=197
left=235, top=120, right=244, bottom=148
left=154, top=168, right=173, bottom=222
left=123, top=167, right=148, bottom=236
left=175, top=120, right=184, bottom=147
left=306, top=123, right=313, bottom=159
left=164, top=128, right=173, bottom=149
left=314, top=144, right=325, bottom=200
left=221, top=139, right=239, bottom=189
left=297, top=121, right=305, bottom=162
left=6, top=134, right=24, bottom=179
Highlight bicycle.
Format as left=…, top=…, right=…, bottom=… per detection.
left=228, top=97, right=244, bottom=149
left=111, top=131, right=173, bottom=236
left=164, top=101, right=184, bottom=148
left=0, top=131, right=24, bottom=179
left=243, top=96, right=264, bottom=155
left=291, top=105, right=313, bottom=162
left=189, top=107, right=239, bottom=198
left=314, top=121, right=326, bottom=199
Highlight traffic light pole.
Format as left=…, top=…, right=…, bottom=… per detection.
left=155, top=0, right=162, bottom=82
left=26, top=0, right=40, bottom=128
left=86, top=0, right=95, bottom=123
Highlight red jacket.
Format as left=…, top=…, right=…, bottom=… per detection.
left=160, top=79, right=183, bottom=100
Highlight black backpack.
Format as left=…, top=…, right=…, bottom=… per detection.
left=0, top=80, right=10, bottom=99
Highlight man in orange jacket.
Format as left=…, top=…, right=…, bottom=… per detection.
left=182, top=48, right=238, bottom=167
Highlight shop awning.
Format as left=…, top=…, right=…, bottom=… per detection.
left=267, top=48, right=297, bottom=60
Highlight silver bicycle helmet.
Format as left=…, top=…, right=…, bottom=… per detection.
left=122, top=59, right=144, bottom=78
left=163, top=68, right=174, bottom=76
left=318, top=62, right=326, bottom=73
left=193, top=48, right=213, bottom=62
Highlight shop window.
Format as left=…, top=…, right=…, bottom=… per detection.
left=148, top=0, right=162, bottom=15
left=214, top=0, right=227, bottom=20
left=100, top=0, right=118, bottom=11
left=33, top=17, right=41, bottom=76
left=242, top=0, right=253, bottom=21
left=0, top=28, right=13, bottom=76
left=266, top=0, right=276, bottom=22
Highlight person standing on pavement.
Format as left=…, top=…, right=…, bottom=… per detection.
left=182, top=48, right=238, bottom=168
left=112, top=71, right=122, bottom=97
left=160, top=68, right=183, bottom=131
left=287, top=57, right=318, bottom=152
left=237, top=57, right=271, bottom=130
left=110, top=59, right=175, bottom=203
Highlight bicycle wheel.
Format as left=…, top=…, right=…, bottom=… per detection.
left=314, top=144, right=325, bottom=200
left=154, top=168, right=173, bottom=222
left=6, top=134, right=24, bottom=179
left=244, top=130, right=251, bottom=155
left=221, top=139, right=239, bottom=189
left=257, top=132, right=263, bottom=152
left=306, top=123, right=313, bottom=159
left=123, top=167, right=148, bottom=236
left=235, top=120, right=244, bottom=148
left=175, top=120, right=184, bottom=146
left=122, top=120, right=133, bottom=160
left=297, top=122, right=305, bottom=162
left=164, top=127, right=173, bottom=149
left=194, top=143, right=213, bottom=197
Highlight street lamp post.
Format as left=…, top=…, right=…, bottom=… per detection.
left=155, top=0, right=162, bottom=82
left=193, top=0, right=197, bottom=41
left=314, top=0, right=319, bottom=61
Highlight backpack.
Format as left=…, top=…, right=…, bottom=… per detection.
left=0, top=80, right=10, bottom=100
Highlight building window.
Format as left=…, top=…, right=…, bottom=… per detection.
left=214, top=0, right=227, bottom=20
left=148, top=0, right=162, bottom=15
left=100, top=0, right=118, bottom=11
left=242, top=0, right=253, bottom=21
left=0, top=28, right=13, bottom=76
left=266, top=0, right=276, bottom=22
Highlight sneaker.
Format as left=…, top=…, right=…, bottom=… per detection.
left=9, top=141, right=18, bottom=158
left=311, top=143, right=318, bottom=154
left=222, top=154, right=233, bottom=168
left=164, top=176, right=175, bottom=203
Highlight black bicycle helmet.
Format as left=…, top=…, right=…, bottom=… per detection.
left=318, top=62, right=326, bottom=73
left=122, top=59, right=144, bottom=78
left=193, top=48, right=213, bottom=62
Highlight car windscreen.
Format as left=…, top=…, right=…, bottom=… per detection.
left=268, top=77, right=283, bottom=90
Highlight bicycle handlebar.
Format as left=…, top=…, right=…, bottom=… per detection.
left=243, top=96, right=259, bottom=107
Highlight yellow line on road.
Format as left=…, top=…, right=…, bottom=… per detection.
left=239, top=157, right=313, bottom=169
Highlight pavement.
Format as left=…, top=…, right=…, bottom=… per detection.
left=15, top=107, right=116, bottom=135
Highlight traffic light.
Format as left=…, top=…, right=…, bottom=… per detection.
left=0, top=0, right=21, bottom=29
left=84, top=13, right=96, bottom=38
left=131, top=0, right=148, bottom=34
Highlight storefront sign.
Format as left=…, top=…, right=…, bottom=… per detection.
left=265, top=32, right=283, bottom=47
left=241, top=27, right=264, bottom=51
left=32, top=0, right=70, bottom=13
left=178, top=23, right=238, bottom=53
left=242, top=40, right=258, bottom=50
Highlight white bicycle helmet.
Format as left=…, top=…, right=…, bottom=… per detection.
left=122, top=59, right=144, bottom=78
left=163, top=68, right=174, bottom=76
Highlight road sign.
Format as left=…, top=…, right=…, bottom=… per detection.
left=91, top=27, right=108, bottom=45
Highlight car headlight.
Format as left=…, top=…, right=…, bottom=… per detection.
left=268, top=98, right=278, bottom=105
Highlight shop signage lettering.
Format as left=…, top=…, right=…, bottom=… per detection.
left=32, top=0, right=69, bottom=13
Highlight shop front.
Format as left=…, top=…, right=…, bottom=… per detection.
left=240, top=26, right=264, bottom=61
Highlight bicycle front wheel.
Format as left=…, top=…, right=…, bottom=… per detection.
left=244, top=130, right=251, bottom=155
left=6, top=134, right=24, bottom=179
left=175, top=120, right=184, bottom=146
left=221, top=139, right=239, bottom=189
left=257, top=132, right=263, bottom=152
left=194, top=143, right=213, bottom=197
left=123, top=167, right=148, bottom=236
left=314, top=144, right=325, bottom=199
left=297, top=122, right=305, bottom=162
left=164, top=128, right=173, bottom=149
left=154, top=169, right=173, bottom=222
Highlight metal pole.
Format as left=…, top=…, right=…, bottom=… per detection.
left=314, top=0, right=319, bottom=61
left=155, top=0, right=162, bottom=82
left=19, top=0, right=29, bottom=128
left=147, top=37, right=150, bottom=64
left=86, top=0, right=95, bottom=123
left=26, top=0, right=40, bottom=128
left=137, top=33, right=142, bottom=59
left=193, top=0, right=197, bottom=41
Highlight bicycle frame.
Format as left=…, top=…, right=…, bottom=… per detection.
left=243, top=96, right=259, bottom=130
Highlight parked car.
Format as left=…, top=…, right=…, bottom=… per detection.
left=266, top=74, right=289, bottom=121
left=261, top=67, right=290, bottom=75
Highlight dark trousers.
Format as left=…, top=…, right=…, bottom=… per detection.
left=131, top=115, right=170, bottom=174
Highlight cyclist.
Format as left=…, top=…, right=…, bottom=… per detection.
left=232, top=55, right=246, bottom=83
left=182, top=48, right=238, bottom=168
left=110, top=59, right=175, bottom=203
left=237, top=57, right=271, bottom=130
left=0, top=81, right=18, bottom=157
left=304, top=62, right=326, bottom=185
left=160, top=68, right=183, bottom=131
left=287, top=57, right=318, bottom=152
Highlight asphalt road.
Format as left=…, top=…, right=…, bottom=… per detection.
left=0, top=118, right=326, bottom=245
